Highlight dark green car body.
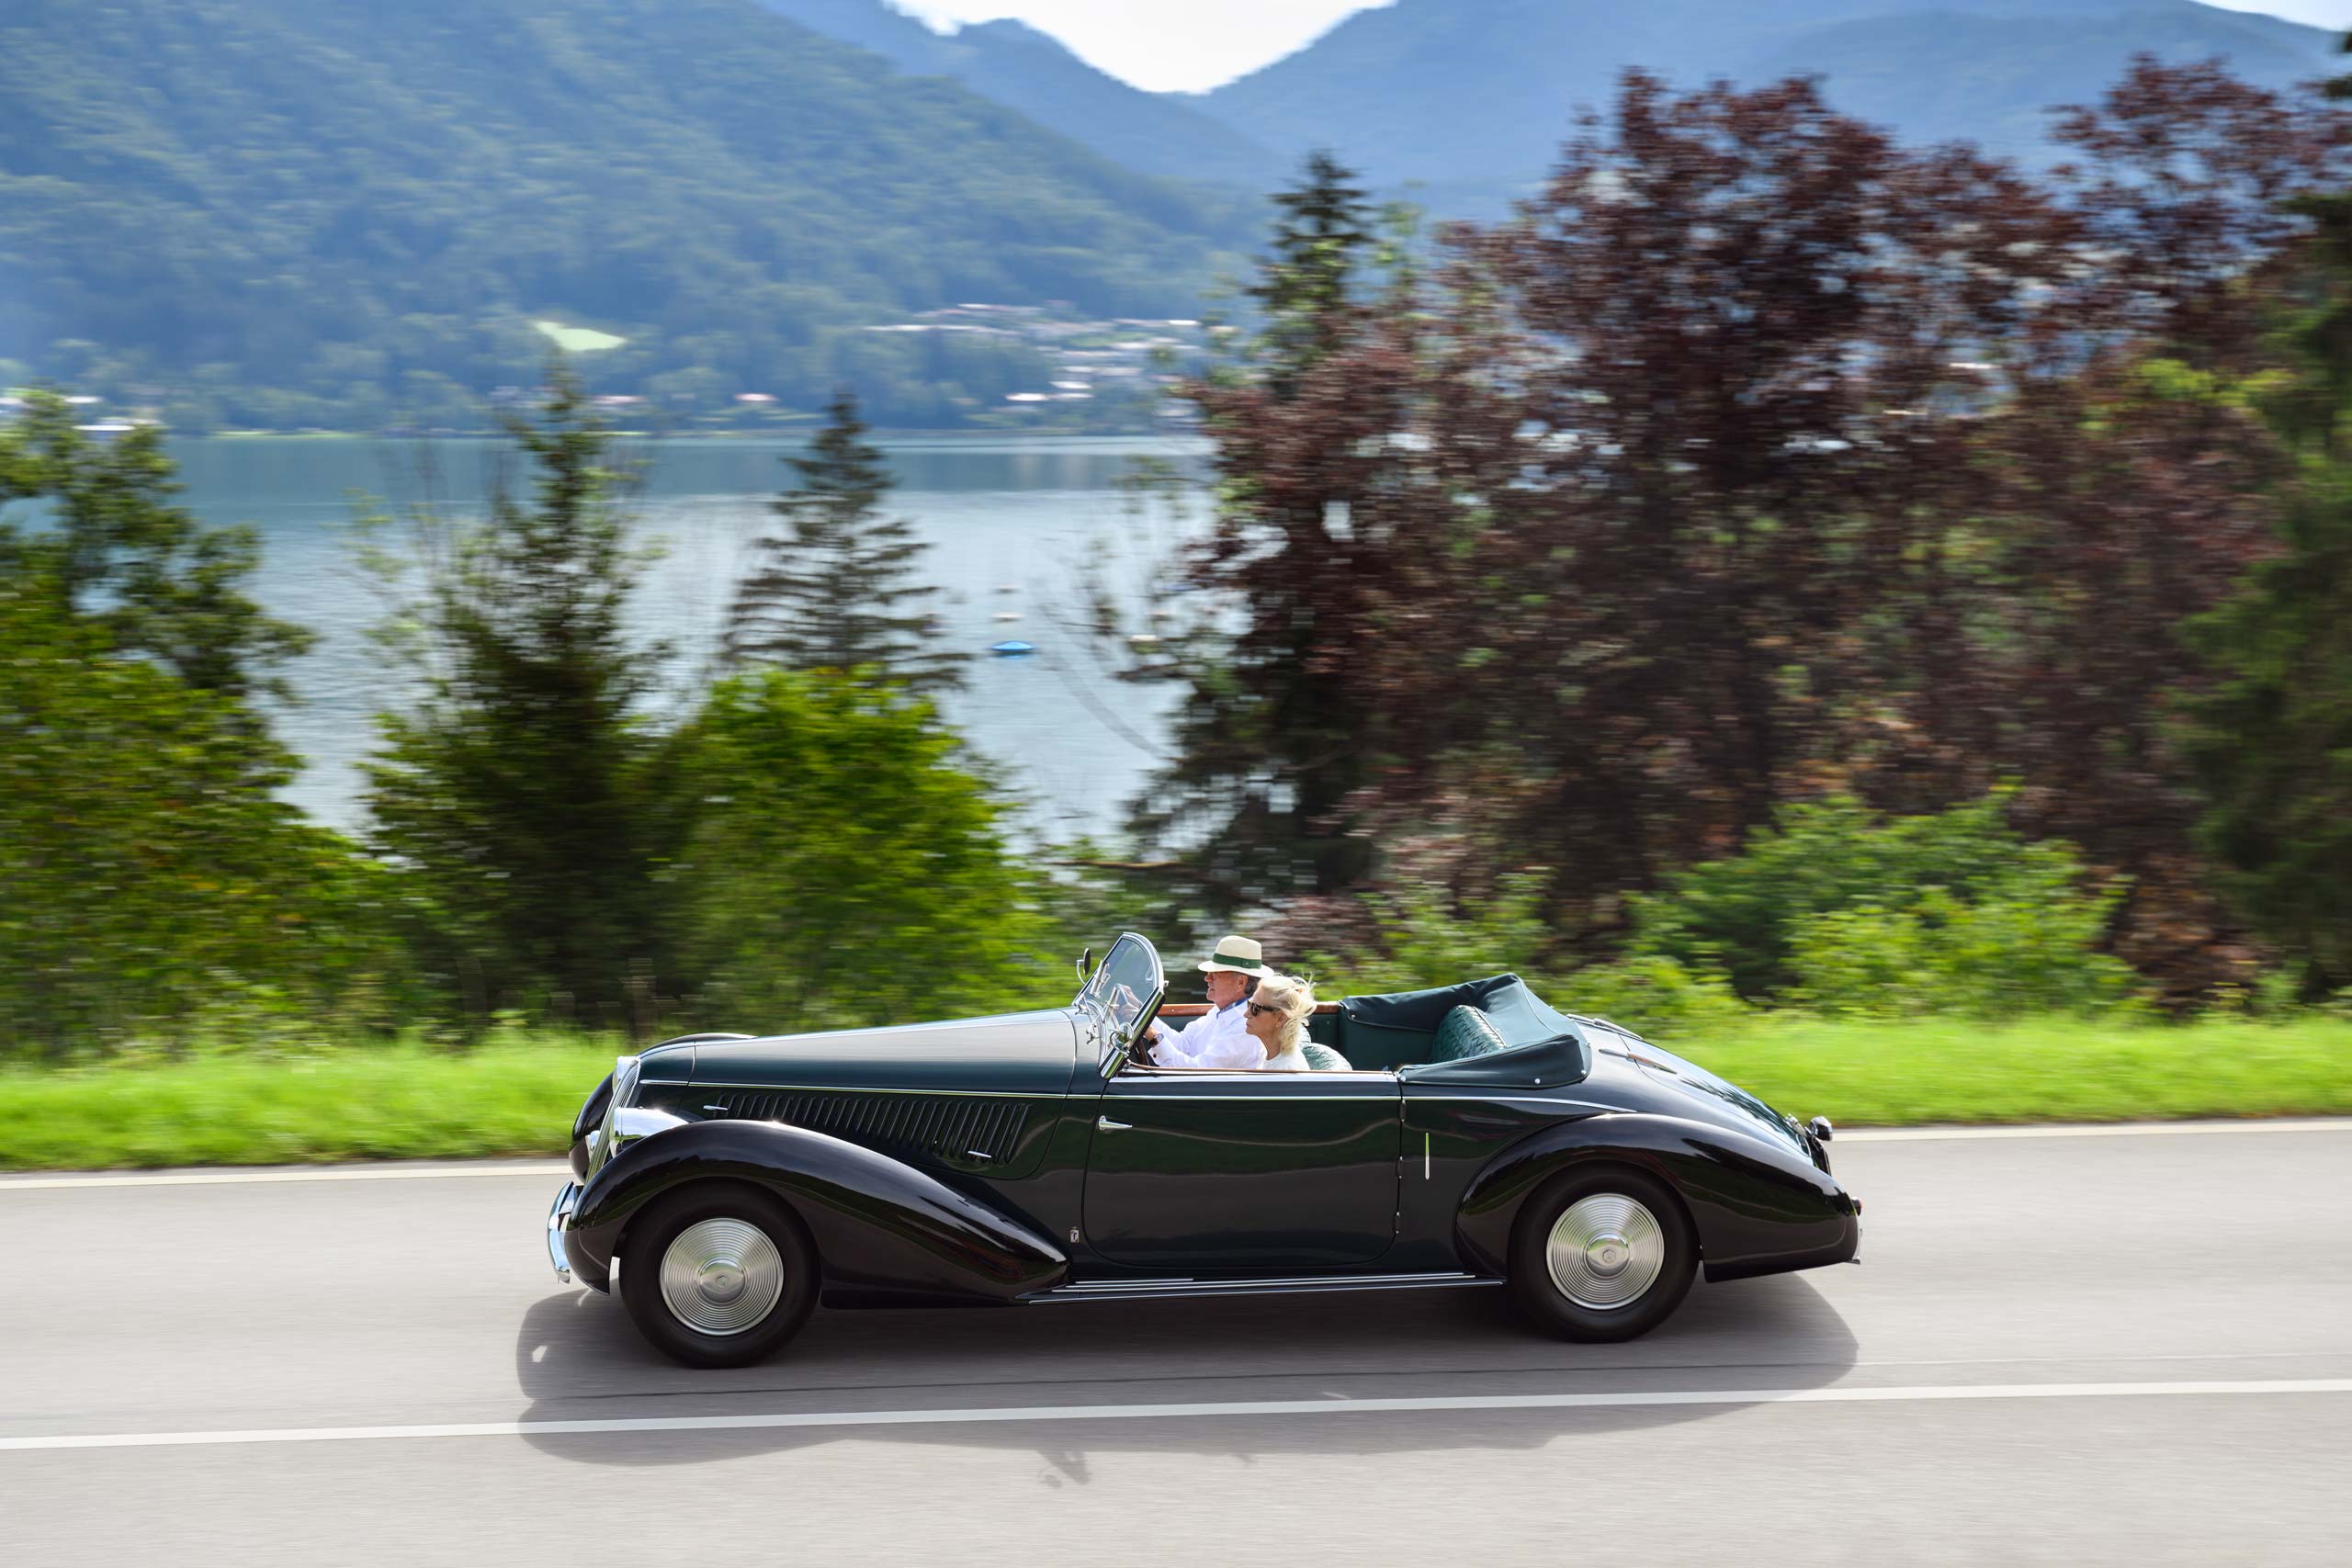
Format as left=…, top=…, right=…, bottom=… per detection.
left=548, top=933, right=1859, bottom=1353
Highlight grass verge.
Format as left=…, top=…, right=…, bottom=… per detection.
left=1, top=1015, right=2346, bottom=1171
left=1673, top=1013, right=2352, bottom=1126
left=0, top=1042, right=616, bottom=1171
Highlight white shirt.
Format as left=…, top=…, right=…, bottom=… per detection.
left=1259, top=1046, right=1311, bottom=1072
left=1151, top=999, right=1261, bottom=1070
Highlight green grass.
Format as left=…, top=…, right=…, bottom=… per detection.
left=0, top=1041, right=617, bottom=1171
left=1, top=1015, right=2346, bottom=1171
left=1667, top=1014, right=2352, bottom=1126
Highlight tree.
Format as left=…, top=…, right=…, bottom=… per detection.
left=0, top=392, right=311, bottom=706
left=1453, top=73, right=2080, bottom=907
left=672, top=669, right=1046, bottom=1032
left=2183, top=34, right=2352, bottom=990
left=725, top=389, right=962, bottom=694
left=361, top=368, right=682, bottom=1025
left=1157, top=65, right=2347, bottom=997
left=0, top=583, right=405, bottom=1058
left=1131, top=151, right=1418, bottom=907
left=1246, top=150, right=1375, bottom=398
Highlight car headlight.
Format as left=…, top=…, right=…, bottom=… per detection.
left=585, top=1055, right=641, bottom=1180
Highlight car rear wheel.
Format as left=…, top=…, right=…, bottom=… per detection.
left=1509, top=1168, right=1695, bottom=1342
left=619, top=1182, right=818, bottom=1368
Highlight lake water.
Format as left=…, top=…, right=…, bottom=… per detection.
left=171, top=435, right=1211, bottom=840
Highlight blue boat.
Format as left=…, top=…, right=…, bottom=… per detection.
left=987, top=639, right=1036, bottom=658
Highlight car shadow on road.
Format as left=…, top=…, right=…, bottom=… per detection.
left=512, top=1270, right=1860, bottom=1471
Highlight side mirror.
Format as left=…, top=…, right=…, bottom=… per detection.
left=1807, top=1116, right=1834, bottom=1143
left=1075, top=946, right=1093, bottom=985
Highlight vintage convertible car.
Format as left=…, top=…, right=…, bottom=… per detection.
left=546, top=933, right=1860, bottom=1367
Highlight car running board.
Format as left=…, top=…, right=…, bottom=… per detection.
left=1027, top=1270, right=1502, bottom=1303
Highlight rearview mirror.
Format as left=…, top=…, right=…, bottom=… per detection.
left=1075, top=946, right=1093, bottom=985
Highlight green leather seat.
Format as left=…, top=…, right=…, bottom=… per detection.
left=1430, top=1005, right=1507, bottom=1063
left=1299, top=1042, right=1351, bottom=1071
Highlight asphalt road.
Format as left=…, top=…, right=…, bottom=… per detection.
left=3, top=1122, right=2348, bottom=1567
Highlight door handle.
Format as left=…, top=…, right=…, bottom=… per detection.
left=1096, top=1116, right=1132, bottom=1133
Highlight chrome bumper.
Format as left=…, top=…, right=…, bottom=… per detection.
left=547, top=1180, right=579, bottom=1284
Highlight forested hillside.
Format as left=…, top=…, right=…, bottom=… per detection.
left=751, top=0, right=1280, bottom=186
left=1195, top=0, right=2339, bottom=214
left=0, top=0, right=1251, bottom=430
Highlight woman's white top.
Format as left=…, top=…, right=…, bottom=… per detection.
left=1259, top=1045, right=1311, bottom=1072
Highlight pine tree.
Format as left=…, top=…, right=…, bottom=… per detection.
left=1246, top=150, right=1374, bottom=399
left=2184, top=34, right=2352, bottom=990
left=725, top=389, right=962, bottom=693
left=363, top=367, right=681, bottom=1024
left=1133, top=152, right=1396, bottom=906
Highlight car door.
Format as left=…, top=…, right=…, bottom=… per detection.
left=1080, top=1067, right=1402, bottom=1271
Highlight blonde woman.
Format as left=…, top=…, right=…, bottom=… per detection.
left=1241, top=971, right=1317, bottom=1071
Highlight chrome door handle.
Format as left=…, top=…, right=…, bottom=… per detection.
left=1096, top=1116, right=1132, bottom=1133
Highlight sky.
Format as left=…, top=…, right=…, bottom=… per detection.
left=909, top=1, right=2352, bottom=94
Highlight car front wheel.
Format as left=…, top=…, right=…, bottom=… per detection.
left=1509, top=1168, right=1695, bottom=1342
left=619, top=1182, right=818, bottom=1368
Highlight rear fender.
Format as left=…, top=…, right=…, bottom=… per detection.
left=1455, top=1113, right=1857, bottom=1281
left=568, top=1118, right=1067, bottom=1303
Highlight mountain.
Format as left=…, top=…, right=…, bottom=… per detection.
left=749, top=0, right=1280, bottom=186
left=1193, top=0, right=2342, bottom=214
left=0, top=0, right=1252, bottom=430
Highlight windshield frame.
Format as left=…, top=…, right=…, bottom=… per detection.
left=1074, top=931, right=1165, bottom=1070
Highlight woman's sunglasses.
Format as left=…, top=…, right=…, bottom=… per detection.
left=1246, top=1001, right=1283, bottom=1018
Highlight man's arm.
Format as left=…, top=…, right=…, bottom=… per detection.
left=1150, top=1013, right=1205, bottom=1066
left=1189, top=1028, right=1264, bottom=1071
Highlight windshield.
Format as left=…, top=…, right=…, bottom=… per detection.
left=1079, top=931, right=1164, bottom=1048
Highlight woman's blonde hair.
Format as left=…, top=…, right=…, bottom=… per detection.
left=1251, top=971, right=1317, bottom=1055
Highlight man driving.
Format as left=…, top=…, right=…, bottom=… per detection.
left=1148, top=935, right=1269, bottom=1069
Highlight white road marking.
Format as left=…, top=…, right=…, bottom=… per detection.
left=2, top=1379, right=2345, bottom=1454
left=1838, top=1119, right=2350, bottom=1143
left=0, top=1162, right=567, bottom=1191
left=1, top=1117, right=2342, bottom=1190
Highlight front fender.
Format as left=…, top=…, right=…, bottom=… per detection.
left=567, top=1118, right=1067, bottom=1303
left=1455, top=1112, right=1858, bottom=1282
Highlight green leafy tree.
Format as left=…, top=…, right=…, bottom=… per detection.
left=361, top=370, right=682, bottom=1025
left=1628, top=794, right=2137, bottom=1010
left=2184, top=33, right=2352, bottom=991
left=0, top=391, right=311, bottom=705
left=673, top=669, right=1045, bottom=1032
left=0, top=585, right=405, bottom=1058
left=725, top=389, right=962, bottom=693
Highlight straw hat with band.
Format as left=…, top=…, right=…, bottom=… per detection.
left=1198, top=935, right=1269, bottom=976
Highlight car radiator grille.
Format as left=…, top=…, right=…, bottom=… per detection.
left=702, top=1089, right=1030, bottom=1168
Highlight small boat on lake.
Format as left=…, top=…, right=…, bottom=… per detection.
left=988, top=639, right=1036, bottom=657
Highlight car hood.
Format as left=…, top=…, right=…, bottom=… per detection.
left=647, top=1009, right=1082, bottom=1098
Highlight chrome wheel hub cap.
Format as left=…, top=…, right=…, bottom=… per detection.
left=659, top=1218, right=785, bottom=1337
left=1545, top=1193, right=1665, bottom=1310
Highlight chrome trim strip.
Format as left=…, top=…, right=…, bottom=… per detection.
left=680, top=1082, right=1071, bottom=1100
left=1100, top=1092, right=1400, bottom=1101
left=545, top=1181, right=578, bottom=1285
left=1030, top=1271, right=1500, bottom=1303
